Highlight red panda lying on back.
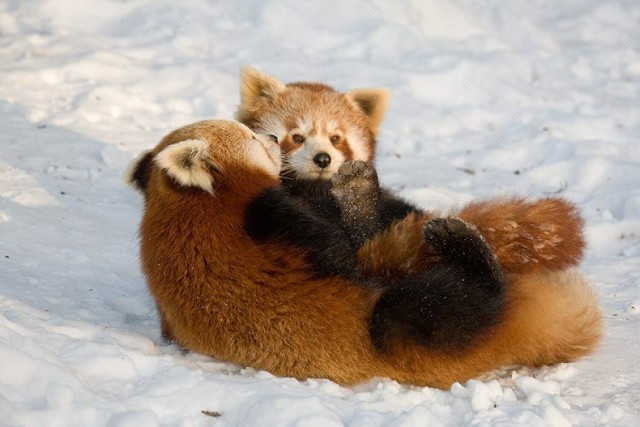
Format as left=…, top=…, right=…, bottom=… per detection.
left=235, top=67, right=586, bottom=279
left=127, top=119, right=601, bottom=388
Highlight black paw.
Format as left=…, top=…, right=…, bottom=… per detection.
left=330, top=160, right=379, bottom=202
left=330, top=161, right=381, bottom=247
left=423, top=218, right=502, bottom=279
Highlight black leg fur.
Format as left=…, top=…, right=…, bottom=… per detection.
left=377, top=188, right=422, bottom=226
left=245, top=187, right=358, bottom=278
left=283, top=165, right=421, bottom=247
left=282, top=178, right=341, bottom=220
left=370, top=218, right=507, bottom=352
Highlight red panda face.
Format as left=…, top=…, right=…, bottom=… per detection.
left=126, top=120, right=281, bottom=195
left=258, top=99, right=373, bottom=180
left=236, top=67, right=390, bottom=180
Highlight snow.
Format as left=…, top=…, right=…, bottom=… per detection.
left=1, top=0, right=639, bottom=425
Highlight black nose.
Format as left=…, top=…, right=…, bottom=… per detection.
left=313, top=152, right=331, bottom=169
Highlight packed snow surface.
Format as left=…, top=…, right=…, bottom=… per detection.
left=1, top=0, right=639, bottom=426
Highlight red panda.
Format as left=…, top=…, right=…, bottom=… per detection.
left=235, top=67, right=586, bottom=278
left=236, top=66, right=389, bottom=180
left=127, top=119, right=602, bottom=388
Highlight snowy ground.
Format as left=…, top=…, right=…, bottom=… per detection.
left=1, top=0, right=639, bottom=425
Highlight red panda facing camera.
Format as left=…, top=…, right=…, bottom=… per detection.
left=127, top=119, right=602, bottom=388
left=236, top=66, right=389, bottom=180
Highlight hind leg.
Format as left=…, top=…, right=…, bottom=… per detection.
left=370, top=218, right=507, bottom=352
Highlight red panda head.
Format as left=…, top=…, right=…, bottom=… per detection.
left=236, top=67, right=390, bottom=180
left=126, top=119, right=281, bottom=198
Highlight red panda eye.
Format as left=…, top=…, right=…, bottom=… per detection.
left=330, top=135, right=341, bottom=144
left=267, top=134, right=279, bottom=144
left=292, top=134, right=305, bottom=144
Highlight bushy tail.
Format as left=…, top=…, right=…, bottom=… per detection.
left=495, top=269, right=602, bottom=366
left=378, top=269, right=602, bottom=388
left=458, top=197, right=585, bottom=274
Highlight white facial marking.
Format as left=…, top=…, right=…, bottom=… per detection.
left=345, top=128, right=370, bottom=161
left=327, top=120, right=339, bottom=133
left=288, top=134, right=345, bottom=180
left=255, top=115, right=370, bottom=179
left=295, top=118, right=313, bottom=135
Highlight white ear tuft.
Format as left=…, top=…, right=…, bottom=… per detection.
left=155, top=139, right=216, bottom=194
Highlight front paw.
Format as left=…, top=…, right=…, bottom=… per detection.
left=330, top=160, right=379, bottom=202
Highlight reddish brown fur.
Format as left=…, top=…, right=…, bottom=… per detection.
left=130, top=120, right=602, bottom=388
left=287, top=82, right=335, bottom=92
left=357, top=212, right=436, bottom=279
left=458, top=198, right=585, bottom=274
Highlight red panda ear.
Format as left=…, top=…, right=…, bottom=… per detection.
left=154, top=139, right=218, bottom=194
left=239, top=66, right=286, bottom=110
left=345, top=87, right=391, bottom=136
left=125, top=150, right=155, bottom=193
